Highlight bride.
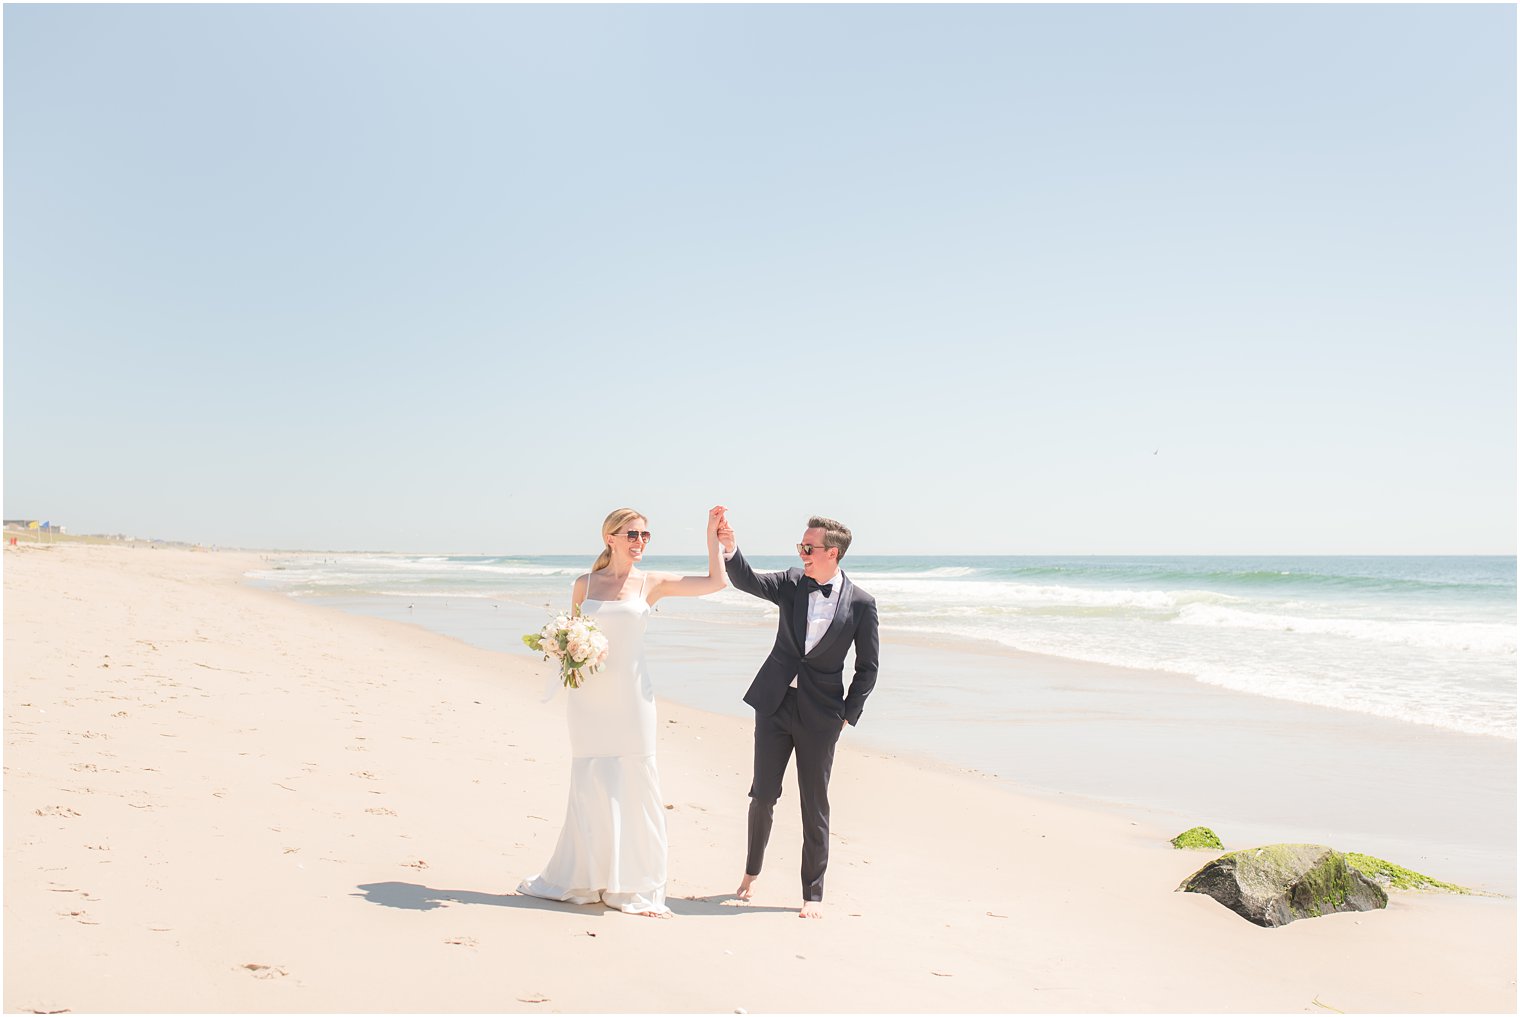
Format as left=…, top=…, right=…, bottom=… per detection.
left=518, top=505, right=728, bottom=917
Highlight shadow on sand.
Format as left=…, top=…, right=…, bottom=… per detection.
left=353, top=882, right=794, bottom=916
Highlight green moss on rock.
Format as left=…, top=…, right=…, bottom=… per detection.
left=1345, top=852, right=1471, bottom=894
left=1171, top=826, right=1224, bottom=851
left=1178, top=844, right=1387, bottom=927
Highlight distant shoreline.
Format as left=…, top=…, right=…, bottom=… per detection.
left=11, top=529, right=1516, bottom=557
left=249, top=549, right=1517, bottom=739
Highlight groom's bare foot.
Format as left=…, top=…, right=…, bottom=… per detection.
left=735, top=874, right=757, bottom=901
left=799, top=900, right=824, bottom=919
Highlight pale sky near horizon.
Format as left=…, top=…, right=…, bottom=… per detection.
left=4, top=3, right=1515, bottom=556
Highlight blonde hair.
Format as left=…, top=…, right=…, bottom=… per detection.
left=592, top=507, right=647, bottom=573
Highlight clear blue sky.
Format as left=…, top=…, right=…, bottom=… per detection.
left=4, top=4, right=1514, bottom=555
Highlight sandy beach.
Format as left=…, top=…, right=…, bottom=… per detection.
left=4, top=542, right=1515, bottom=1013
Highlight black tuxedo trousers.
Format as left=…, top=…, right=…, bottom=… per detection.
left=746, top=687, right=842, bottom=900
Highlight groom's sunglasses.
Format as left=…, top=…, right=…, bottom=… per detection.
left=797, top=543, right=828, bottom=555
left=621, top=530, right=653, bottom=543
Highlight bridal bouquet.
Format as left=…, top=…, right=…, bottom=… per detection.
left=522, top=613, right=609, bottom=689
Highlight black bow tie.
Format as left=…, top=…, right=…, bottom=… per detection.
left=802, top=577, right=833, bottom=599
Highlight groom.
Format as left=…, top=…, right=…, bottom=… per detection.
left=716, top=514, right=879, bottom=918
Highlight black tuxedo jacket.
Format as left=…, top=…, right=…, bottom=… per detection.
left=725, top=548, right=879, bottom=727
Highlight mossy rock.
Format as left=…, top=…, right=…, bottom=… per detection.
left=1345, top=853, right=1471, bottom=894
left=1178, top=843, right=1387, bottom=927
left=1171, top=826, right=1224, bottom=851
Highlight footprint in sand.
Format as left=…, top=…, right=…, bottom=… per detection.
left=35, top=806, right=82, bottom=819
left=351, top=771, right=378, bottom=781
left=365, top=807, right=397, bottom=817
left=444, top=937, right=478, bottom=947
left=239, top=963, right=288, bottom=979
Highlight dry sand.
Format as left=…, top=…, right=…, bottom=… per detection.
left=4, top=542, right=1514, bottom=1013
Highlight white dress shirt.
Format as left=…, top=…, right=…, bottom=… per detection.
left=802, top=573, right=840, bottom=655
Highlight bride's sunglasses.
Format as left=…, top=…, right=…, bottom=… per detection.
left=621, top=530, right=653, bottom=543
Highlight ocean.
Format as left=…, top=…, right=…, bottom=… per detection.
left=249, top=553, right=1515, bottom=741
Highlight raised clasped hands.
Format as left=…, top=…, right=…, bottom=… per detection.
left=708, top=505, right=730, bottom=545
left=712, top=506, right=736, bottom=553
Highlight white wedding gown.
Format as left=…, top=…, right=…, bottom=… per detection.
left=518, top=585, right=670, bottom=915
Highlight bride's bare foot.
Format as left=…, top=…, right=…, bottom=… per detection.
left=735, top=874, right=757, bottom=901
left=636, top=910, right=671, bottom=919
left=799, top=900, right=824, bottom=919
